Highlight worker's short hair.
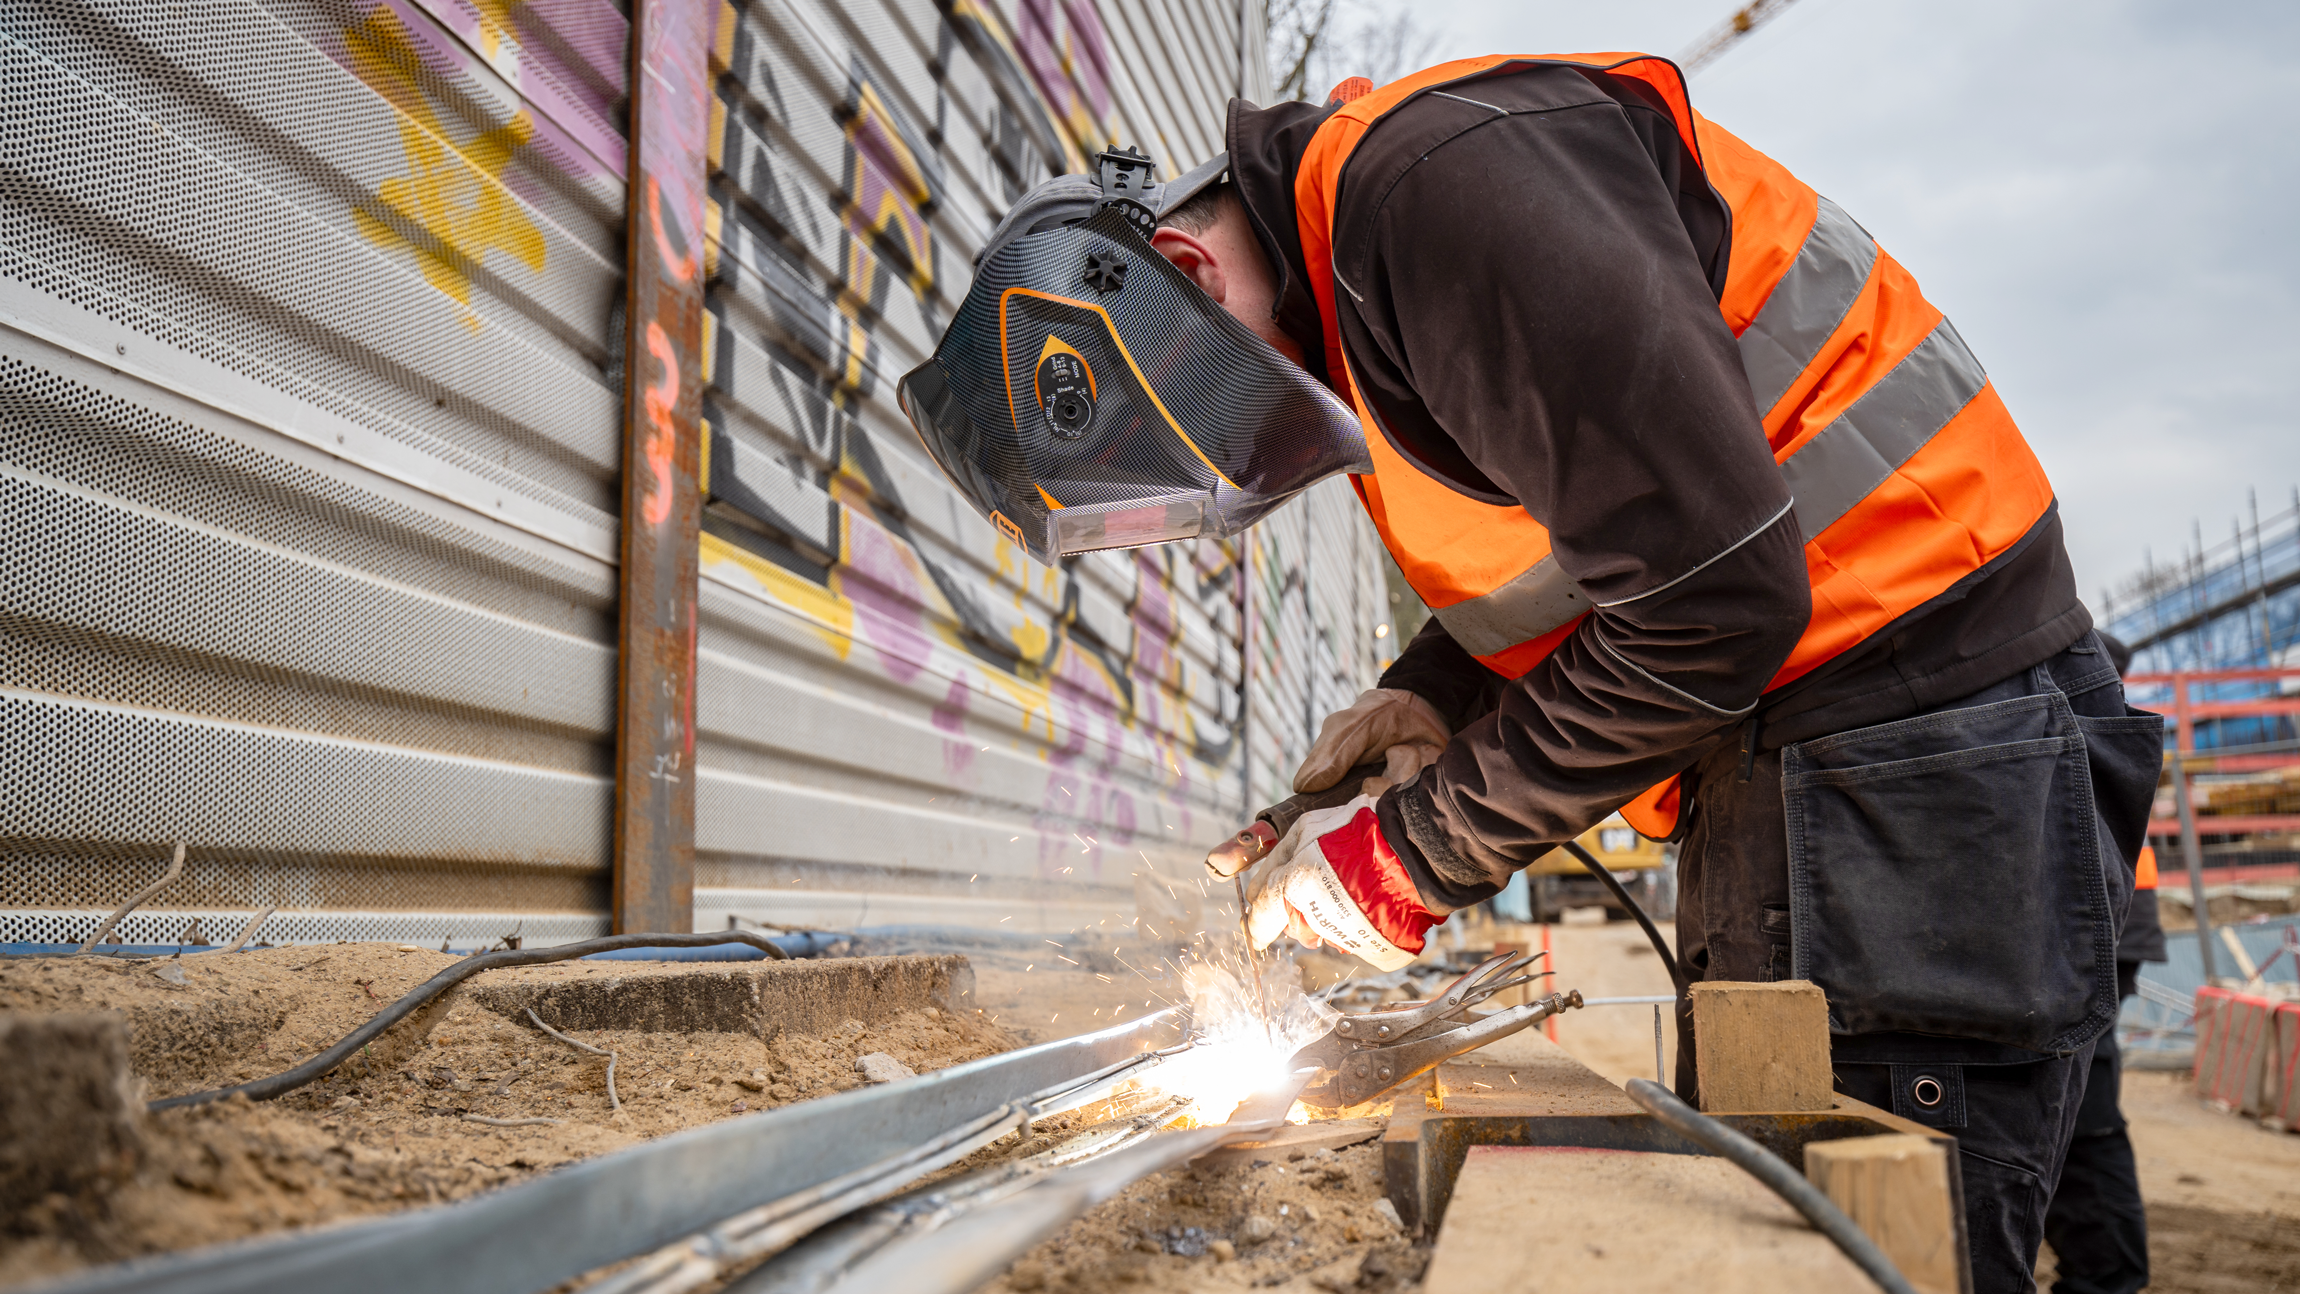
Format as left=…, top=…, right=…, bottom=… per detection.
left=1159, top=179, right=1236, bottom=237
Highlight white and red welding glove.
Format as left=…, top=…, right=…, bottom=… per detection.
left=1242, top=795, right=1437, bottom=972
left=1292, top=689, right=1450, bottom=798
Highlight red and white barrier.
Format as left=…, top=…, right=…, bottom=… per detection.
left=2193, top=986, right=2277, bottom=1114
left=2267, top=1003, right=2300, bottom=1130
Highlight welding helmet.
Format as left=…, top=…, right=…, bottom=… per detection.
left=897, top=148, right=1368, bottom=563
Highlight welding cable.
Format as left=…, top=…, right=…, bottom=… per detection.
left=147, top=931, right=790, bottom=1112
left=1560, top=840, right=1683, bottom=995
left=1623, top=1079, right=1920, bottom=1294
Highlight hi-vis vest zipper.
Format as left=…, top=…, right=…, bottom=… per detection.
left=1293, top=55, right=2058, bottom=838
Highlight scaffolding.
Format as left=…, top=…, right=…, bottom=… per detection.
left=2100, top=486, right=2300, bottom=750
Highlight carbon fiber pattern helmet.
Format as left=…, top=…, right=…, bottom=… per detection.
left=898, top=152, right=1368, bottom=563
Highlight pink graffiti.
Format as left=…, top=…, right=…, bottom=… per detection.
left=339, top=0, right=628, bottom=184
left=931, top=674, right=975, bottom=781
left=640, top=320, right=678, bottom=527
left=839, top=518, right=931, bottom=685
left=1034, top=632, right=1132, bottom=882
left=1015, top=0, right=1113, bottom=140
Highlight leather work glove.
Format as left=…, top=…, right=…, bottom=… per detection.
left=1242, top=795, right=1437, bottom=972
left=1293, top=689, right=1450, bottom=797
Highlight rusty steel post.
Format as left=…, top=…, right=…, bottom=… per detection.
left=612, top=0, right=713, bottom=933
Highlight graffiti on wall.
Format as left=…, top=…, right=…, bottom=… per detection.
left=681, top=0, right=1262, bottom=910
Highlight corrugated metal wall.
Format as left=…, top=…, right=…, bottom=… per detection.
left=1, top=0, right=1389, bottom=948
left=2, top=0, right=629, bottom=946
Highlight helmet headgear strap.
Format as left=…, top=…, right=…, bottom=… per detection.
left=1093, top=146, right=1160, bottom=239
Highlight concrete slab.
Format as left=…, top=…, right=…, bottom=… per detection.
left=466, top=954, right=975, bottom=1037
left=1422, top=1145, right=1867, bottom=1292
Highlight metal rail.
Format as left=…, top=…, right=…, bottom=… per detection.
left=569, top=1046, right=1192, bottom=1294
left=734, top=1072, right=1313, bottom=1294
left=37, top=1010, right=1189, bottom=1294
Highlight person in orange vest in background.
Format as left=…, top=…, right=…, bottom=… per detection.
left=2041, top=632, right=2168, bottom=1294
left=899, top=57, right=2166, bottom=1288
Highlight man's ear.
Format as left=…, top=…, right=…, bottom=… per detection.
left=1149, top=226, right=1228, bottom=304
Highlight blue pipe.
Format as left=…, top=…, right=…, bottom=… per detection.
left=5, top=923, right=1082, bottom=961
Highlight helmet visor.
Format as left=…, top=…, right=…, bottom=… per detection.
left=898, top=206, right=1366, bottom=563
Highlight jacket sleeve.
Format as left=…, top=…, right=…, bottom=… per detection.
left=1337, top=87, right=1812, bottom=911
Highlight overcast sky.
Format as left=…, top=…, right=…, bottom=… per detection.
left=1404, top=0, right=2300, bottom=609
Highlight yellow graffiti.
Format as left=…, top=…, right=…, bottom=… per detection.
left=700, top=532, right=856, bottom=660
left=1009, top=616, right=1051, bottom=666
left=848, top=80, right=934, bottom=207
left=988, top=671, right=1054, bottom=740
left=346, top=4, right=546, bottom=318
left=469, top=0, right=520, bottom=59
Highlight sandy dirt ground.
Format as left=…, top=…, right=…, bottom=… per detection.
left=0, top=944, right=1017, bottom=1286
left=979, top=1137, right=1424, bottom=1294
left=10, top=923, right=2300, bottom=1292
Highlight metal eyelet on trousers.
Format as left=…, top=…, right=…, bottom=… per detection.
left=1911, top=1075, right=1946, bottom=1108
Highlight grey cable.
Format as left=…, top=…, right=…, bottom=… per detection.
left=1623, top=1079, right=1919, bottom=1294
left=147, top=931, right=789, bottom=1112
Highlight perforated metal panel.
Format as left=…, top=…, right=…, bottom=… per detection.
left=2, top=0, right=623, bottom=945
left=4, top=0, right=1387, bottom=948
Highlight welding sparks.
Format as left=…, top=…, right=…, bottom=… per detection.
left=1121, top=964, right=1330, bottom=1129
left=1138, top=1026, right=1309, bottom=1127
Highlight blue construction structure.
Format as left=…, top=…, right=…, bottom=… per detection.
left=2100, top=487, right=2300, bottom=750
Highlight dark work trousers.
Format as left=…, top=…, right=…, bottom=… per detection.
left=2040, top=969, right=2149, bottom=1294
left=1674, top=633, right=2163, bottom=1293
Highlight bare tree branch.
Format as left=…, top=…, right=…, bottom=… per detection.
left=1267, top=0, right=1440, bottom=104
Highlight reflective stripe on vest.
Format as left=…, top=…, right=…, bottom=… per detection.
left=1430, top=313, right=1991, bottom=660
left=1739, top=196, right=1878, bottom=421
left=1433, top=556, right=1582, bottom=658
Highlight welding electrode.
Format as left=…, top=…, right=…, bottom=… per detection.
left=1202, top=759, right=1386, bottom=880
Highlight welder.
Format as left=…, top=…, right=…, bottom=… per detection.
left=2039, top=632, right=2165, bottom=1294
left=898, top=56, right=2163, bottom=1289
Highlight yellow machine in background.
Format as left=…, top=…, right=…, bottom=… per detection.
left=1504, top=815, right=1674, bottom=923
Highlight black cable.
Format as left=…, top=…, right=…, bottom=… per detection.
left=147, top=931, right=789, bottom=1112
left=1561, top=840, right=1683, bottom=995
left=1623, top=1078, right=1921, bottom=1294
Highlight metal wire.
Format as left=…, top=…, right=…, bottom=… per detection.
left=526, top=1008, right=621, bottom=1112
left=147, top=931, right=788, bottom=1111
left=73, top=842, right=184, bottom=954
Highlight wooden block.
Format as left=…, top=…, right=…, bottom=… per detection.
left=1689, top=980, right=1832, bottom=1112
left=1804, top=1134, right=1960, bottom=1294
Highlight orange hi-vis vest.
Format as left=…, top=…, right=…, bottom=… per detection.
left=1293, top=56, right=2058, bottom=837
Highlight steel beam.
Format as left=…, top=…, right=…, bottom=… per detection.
left=613, top=0, right=715, bottom=932
left=39, top=1010, right=1189, bottom=1294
